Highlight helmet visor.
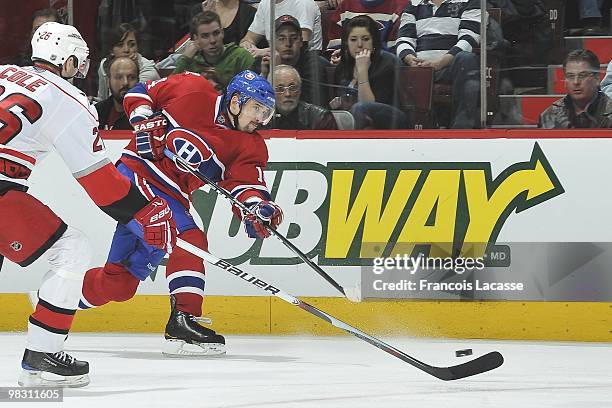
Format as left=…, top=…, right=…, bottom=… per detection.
left=242, top=98, right=275, bottom=126
left=72, top=45, right=90, bottom=79
left=75, top=57, right=90, bottom=79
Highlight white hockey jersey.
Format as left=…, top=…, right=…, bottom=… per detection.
left=0, top=65, right=109, bottom=189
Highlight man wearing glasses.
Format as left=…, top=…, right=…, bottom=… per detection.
left=539, top=49, right=612, bottom=128
left=271, top=64, right=337, bottom=129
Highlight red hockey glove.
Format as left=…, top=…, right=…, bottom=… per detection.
left=131, top=113, right=168, bottom=161
left=243, top=200, right=283, bottom=239
left=133, top=197, right=177, bottom=252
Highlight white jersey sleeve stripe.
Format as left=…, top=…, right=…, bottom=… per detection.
left=125, top=92, right=153, bottom=104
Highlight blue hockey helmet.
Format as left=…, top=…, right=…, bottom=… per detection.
left=224, top=70, right=276, bottom=125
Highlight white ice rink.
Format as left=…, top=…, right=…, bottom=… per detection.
left=0, top=333, right=610, bottom=408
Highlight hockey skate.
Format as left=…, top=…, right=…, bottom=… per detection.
left=163, top=295, right=226, bottom=357
left=19, top=349, right=89, bottom=388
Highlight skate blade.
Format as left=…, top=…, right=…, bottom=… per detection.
left=162, top=339, right=226, bottom=357
left=18, top=369, right=90, bottom=388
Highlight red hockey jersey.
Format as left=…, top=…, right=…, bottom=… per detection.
left=121, top=72, right=271, bottom=208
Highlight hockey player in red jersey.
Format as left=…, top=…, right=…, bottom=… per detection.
left=79, top=70, right=283, bottom=356
left=0, top=22, right=177, bottom=387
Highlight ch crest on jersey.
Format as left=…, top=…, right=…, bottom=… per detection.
left=167, top=128, right=214, bottom=173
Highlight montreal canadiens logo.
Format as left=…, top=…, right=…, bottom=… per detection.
left=173, top=138, right=207, bottom=167
left=167, top=129, right=215, bottom=173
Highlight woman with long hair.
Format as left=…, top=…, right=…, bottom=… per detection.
left=97, top=23, right=160, bottom=100
left=331, top=15, right=409, bottom=129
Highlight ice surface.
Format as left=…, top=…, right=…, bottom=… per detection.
left=0, top=333, right=610, bottom=408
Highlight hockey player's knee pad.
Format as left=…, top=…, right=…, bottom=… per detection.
left=46, top=226, right=92, bottom=281
left=101, top=262, right=140, bottom=302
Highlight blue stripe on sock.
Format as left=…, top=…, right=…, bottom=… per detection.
left=168, top=276, right=205, bottom=293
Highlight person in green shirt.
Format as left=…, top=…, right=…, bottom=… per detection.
left=173, top=11, right=254, bottom=86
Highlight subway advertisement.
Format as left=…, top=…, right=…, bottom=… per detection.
left=2, top=132, right=611, bottom=301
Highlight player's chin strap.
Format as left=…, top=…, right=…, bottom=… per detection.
left=224, top=99, right=242, bottom=130
left=164, top=148, right=362, bottom=303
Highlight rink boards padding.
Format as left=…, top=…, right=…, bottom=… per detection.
left=1, top=129, right=612, bottom=342
left=0, top=293, right=610, bottom=342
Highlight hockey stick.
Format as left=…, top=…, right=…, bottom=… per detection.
left=175, top=237, right=504, bottom=380
left=164, top=148, right=361, bottom=302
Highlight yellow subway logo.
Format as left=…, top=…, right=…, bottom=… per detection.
left=323, top=143, right=563, bottom=263
left=192, top=143, right=564, bottom=266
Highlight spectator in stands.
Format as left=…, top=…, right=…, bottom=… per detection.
left=396, top=0, right=481, bottom=129
left=97, top=23, right=159, bottom=101
left=95, top=56, right=139, bottom=130
left=539, top=50, right=612, bottom=128
left=332, top=15, right=408, bottom=129
left=156, top=1, right=260, bottom=74
left=240, top=0, right=322, bottom=57
left=12, top=8, right=60, bottom=66
left=272, top=65, right=338, bottom=129
left=202, top=0, right=259, bottom=45
left=326, top=0, right=406, bottom=51
left=577, top=0, right=608, bottom=35
left=602, top=60, right=612, bottom=98
left=173, top=11, right=254, bottom=86
left=257, top=15, right=329, bottom=106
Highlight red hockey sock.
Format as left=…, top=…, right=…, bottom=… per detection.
left=174, top=292, right=203, bottom=316
left=82, top=263, right=140, bottom=306
left=166, top=229, right=207, bottom=317
left=30, top=298, right=75, bottom=335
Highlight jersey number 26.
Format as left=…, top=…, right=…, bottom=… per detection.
left=0, top=86, right=43, bottom=144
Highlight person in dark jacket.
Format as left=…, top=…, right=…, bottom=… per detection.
left=256, top=15, right=329, bottom=107
left=272, top=65, right=337, bottom=130
left=331, top=15, right=408, bottom=129
left=539, top=49, right=612, bottom=128
left=95, top=56, right=139, bottom=130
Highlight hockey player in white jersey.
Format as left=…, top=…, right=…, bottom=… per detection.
left=0, top=22, right=178, bottom=387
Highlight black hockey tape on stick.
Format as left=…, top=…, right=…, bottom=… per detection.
left=0, top=254, right=4, bottom=273
left=164, top=148, right=361, bottom=302
left=176, top=237, right=504, bottom=380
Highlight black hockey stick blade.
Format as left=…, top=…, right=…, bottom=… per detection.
left=299, top=302, right=504, bottom=380
left=422, top=351, right=504, bottom=381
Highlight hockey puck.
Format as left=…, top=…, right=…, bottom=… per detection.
left=455, top=349, right=473, bottom=357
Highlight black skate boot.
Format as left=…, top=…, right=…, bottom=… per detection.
left=19, top=349, right=89, bottom=387
left=163, top=295, right=226, bottom=357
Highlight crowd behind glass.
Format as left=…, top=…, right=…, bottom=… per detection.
left=5, top=0, right=612, bottom=130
